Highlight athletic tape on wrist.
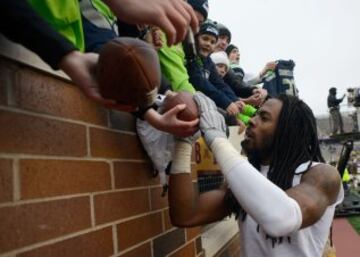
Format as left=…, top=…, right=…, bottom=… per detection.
left=170, top=141, right=192, bottom=174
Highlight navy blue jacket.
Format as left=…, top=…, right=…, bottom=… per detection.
left=187, top=56, right=238, bottom=110
left=223, top=68, right=255, bottom=98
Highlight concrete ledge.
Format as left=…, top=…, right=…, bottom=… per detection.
left=0, top=35, right=69, bottom=81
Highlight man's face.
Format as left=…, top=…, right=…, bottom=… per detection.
left=228, top=48, right=240, bottom=64
left=215, top=35, right=230, bottom=51
left=241, top=99, right=283, bottom=161
left=197, top=34, right=217, bottom=58
left=215, top=63, right=228, bottom=77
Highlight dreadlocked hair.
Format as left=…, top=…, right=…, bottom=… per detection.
left=225, top=94, right=325, bottom=246
left=262, top=94, right=325, bottom=190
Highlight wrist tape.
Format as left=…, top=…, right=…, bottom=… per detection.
left=170, top=141, right=192, bottom=174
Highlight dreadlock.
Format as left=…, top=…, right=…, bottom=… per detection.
left=256, top=94, right=324, bottom=190
left=225, top=94, right=325, bottom=245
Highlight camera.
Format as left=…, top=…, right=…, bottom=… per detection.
left=347, top=87, right=360, bottom=107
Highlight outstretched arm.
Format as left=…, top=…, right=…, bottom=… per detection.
left=169, top=171, right=231, bottom=227
left=59, top=51, right=122, bottom=108
left=104, top=0, right=199, bottom=46
left=168, top=100, right=231, bottom=226
left=144, top=106, right=199, bottom=137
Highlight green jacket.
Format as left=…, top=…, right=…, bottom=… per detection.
left=28, top=0, right=114, bottom=52
left=158, top=34, right=195, bottom=93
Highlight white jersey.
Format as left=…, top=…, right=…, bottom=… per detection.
left=239, top=161, right=344, bottom=257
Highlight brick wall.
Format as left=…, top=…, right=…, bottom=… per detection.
left=0, top=57, right=204, bottom=257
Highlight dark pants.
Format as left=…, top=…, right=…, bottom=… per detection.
left=330, top=108, right=344, bottom=134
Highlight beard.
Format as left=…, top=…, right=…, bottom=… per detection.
left=241, top=137, right=273, bottom=164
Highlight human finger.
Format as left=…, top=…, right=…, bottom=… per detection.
left=172, top=0, right=191, bottom=25
left=81, top=85, right=138, bottom=112
left=79, top=85, right=111, bottom=104
left=176, top=118, right=199, bottom=127
left=153, top=12, right=177, bottom=45
left=181, top=0, right=199, bottom=33
left=162, top=5, right=189, bottom=44
left=164, top=104, right=187, bottom=118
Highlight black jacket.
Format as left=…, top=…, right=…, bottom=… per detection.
left=223, top=69, right=255, bottom=98
left=0, top=0, right=76, bottom=69
left=187, top=56, right=238, bottom=110
left=327, top=94, right=343, bottom=109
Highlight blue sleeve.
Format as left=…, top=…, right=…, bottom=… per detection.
left=207, top=60, right=239, bottom=102
left=187, top=60, right=233, bottom=110
left=223, top=69, right=255, bottom=98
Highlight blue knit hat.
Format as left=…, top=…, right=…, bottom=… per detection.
left=188, top=0, right=209, bottom=20
left=198, top=21, right=219, bottom=39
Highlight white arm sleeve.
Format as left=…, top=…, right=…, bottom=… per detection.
left=211, top=138, right=302, bottom=237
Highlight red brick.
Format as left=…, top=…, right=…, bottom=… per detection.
left=13, top=68, right=108, bottom=125
left=0, top=110, right=86, bottom=156
left=20, top=160, right=111, bottom=199
left=0, top=159, right=13, bottom=203
left=163, top=209, right=174, bottom=231
left=186, top=227, right=201, bottom=241
left=118, top=242, right=151, bottom=257
left=94, top=189, right=149, bottom=225
left=90, top=128, right=146, bottom=159
left=150, top=187, right=168, bottom=211
left=114, top=161, right=159, bottom=189
left=18, top=227, right=113, bottom=257
left=153, top=229, right=185, bottom=257
left=0, top=197, right=91, bottom=253
left=168, top=242, right=195, bottom=257
left=117, top=213, right=163, bottom=250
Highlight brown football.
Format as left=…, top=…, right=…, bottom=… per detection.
left=97, top=37, right=161, bottom=108
left=162, top=92, right=199, bottom=121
